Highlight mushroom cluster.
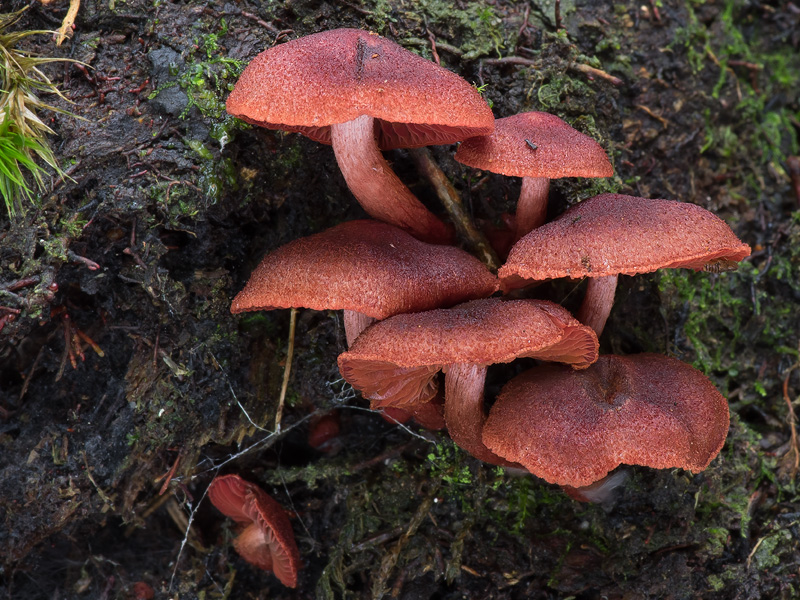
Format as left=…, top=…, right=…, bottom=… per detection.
left=218, top=27, right=752, bottom=584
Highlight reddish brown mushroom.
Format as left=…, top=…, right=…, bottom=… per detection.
left=338, top=298, right=599, bottom=465
left=226, top=28, right=494, bottom=243
left=380, top=392, right=447, bottom=431
left=207, top=474, right=301, bottom=588
left=498, top=193, right=752, bottom=335
left=308, top=411, right=341, bottom=453
left=482, top=354, right=730, bottom=488
left=231, top=220, right=498, bottom=345
left=455, top=112, right=613, bottom=240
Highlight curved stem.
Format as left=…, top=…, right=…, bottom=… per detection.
left=343, top=309, right=376, bottom=347
left=515, top=176, right=550, bottom=239
left=444, top=363, right=518, bottom=467
left=331, top=115, right=452, bottom=244
left=576, top=275, right=618, bottom=337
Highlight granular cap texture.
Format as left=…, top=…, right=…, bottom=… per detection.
left=226, top=28, right=494, bottom=149
left=483, top=354, right=730, bottom=488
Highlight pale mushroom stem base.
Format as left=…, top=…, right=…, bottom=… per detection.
left=443, top=363, right=518, bottom=467
left=331, top=115, right=452, bottom=244
left=576, top=274, right=619, bottom=337
left=515, top=176, right=550, bottom=239
left=343, top=310, right=376, bottom=347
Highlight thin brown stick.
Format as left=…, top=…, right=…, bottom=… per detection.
left=481, top=57, right=622, bottom=87
left=408, top=147, right=500, bottom=272
left=554, top=0, right=563, bottom=30
left=783, top=352, right=800, bottom=480
left=275, top=308, right=297, bottom=432
left=787, top=156, right=800, bottom=208
left=570, top=62, right=623, bottom=86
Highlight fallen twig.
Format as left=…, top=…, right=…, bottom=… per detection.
left=275, top=307, right=297, bottom=432
left=570, top=62, right=623, bottom=86
left=408, top=147, right=500, bottom=271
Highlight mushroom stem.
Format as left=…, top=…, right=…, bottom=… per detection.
left=515, top=176, right=550, bottom=239
left=343, top=310, right=376, bottom=347
left=331, top=115, right=453, bottom=244
left=576, top=275, right=618, bottom=337
left=443, top=363, right=518, bottom=467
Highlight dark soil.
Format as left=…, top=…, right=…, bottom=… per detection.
left=2, top=1, right=800, bottom=599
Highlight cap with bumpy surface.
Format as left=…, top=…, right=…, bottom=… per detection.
left=226, top=28, right=494, bottom=150
left=230, top=220, right=498, bottom=319
left=499, top=193, right=751, bottom=290
left=337, top=298, right=599, bottom=409
left=482, top=354, right=730, bottom=488
left=455, top=111, right=613, bottom=178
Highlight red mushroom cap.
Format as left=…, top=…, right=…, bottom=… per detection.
left=337, top=298, right=599, bottom=409
left=226, top=28, right=494, bottom=150
left=499, top=193, right=751, bottom=290
left=454, top=112, right=613, bottom=178
left=207, top=474, right=301, bottom=588
left=482, top=354, right=730, bottom=488
left=230, top=220, right=498, bottom=319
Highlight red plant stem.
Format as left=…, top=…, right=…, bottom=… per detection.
left=331, top=115, right=452, bottom=244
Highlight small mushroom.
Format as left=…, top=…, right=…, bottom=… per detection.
left=226, top=29, right=494, bottom=243
left=498, top=193, right=752, bottom=335
left=207, top=474, right=301, bottom=588
left=455, top=112, right=613, bottom=240
left=231, top=220, right=498, bottom=345
left=482, top=354, right=730, bottom=488
left=308, top=411, right=342, bottom=453
left=338, top=298, right=599, bottom=465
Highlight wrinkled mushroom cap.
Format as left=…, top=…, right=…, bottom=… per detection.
left=499, top=193, right=751, bottom=290
left=208, top=474, right=301, bottom=588
left=337, top=298, right=599, bottom=408
left=226, top=28, right=494, bottom=150
left=455, top=111, right=613, bottom=178
left=231, top=220, right=497, bottom=319
left=483, top=354, right=730, bottom=488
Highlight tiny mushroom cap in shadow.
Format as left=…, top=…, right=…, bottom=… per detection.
left=207, top=474, right=301, bottom=588
left=230, top=220, right=498, bottom=345
left=455, top=112, right=613, bottom=238
left=338, top=298, right=599, bottom=465
left=482, top=354, right=730, bottom=488
left=498, top=193, right=751, bottom=335
left=226, top=28, right=494, bottom=243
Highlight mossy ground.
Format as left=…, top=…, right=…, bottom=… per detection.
left=1, top=1, right=799, bottom=598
